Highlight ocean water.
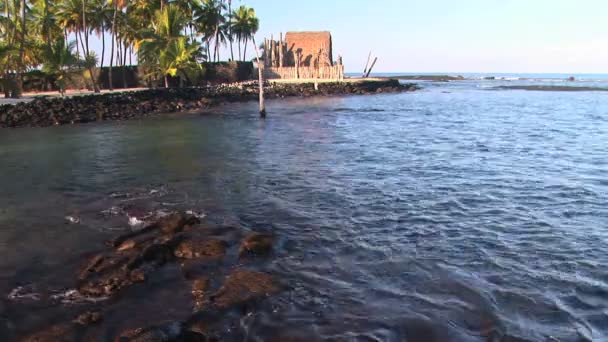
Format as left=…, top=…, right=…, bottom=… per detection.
left=1, top=80, right=607, bottom=340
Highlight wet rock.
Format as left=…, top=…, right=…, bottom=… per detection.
left=73, top=311, right=102, bottom=326
left=116, top=239, right=137, bottom=252
left=157, top=212, right=195, bottom=235
left=78, top=253, right=130, bottom=281
left=22, top=323, right=78, bottom=342
left=192, top=277, right=209, bottom=311
left=210, top=270, right=280, bottom=309
left=116, top=322, right=183, bottom=342
left=174, top=239, right=227, bottom=260
left=238, top=233, right=273, bottom=258
left=111, top=211, right=197, bottom=248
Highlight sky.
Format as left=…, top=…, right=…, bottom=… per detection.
left=90, top=0, right=608, bottom=74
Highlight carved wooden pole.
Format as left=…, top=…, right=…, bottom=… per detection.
left=252, top=36, right=266, bottom=117
left=279, top=33, right=284, bottom=68
left=263, top=38, right=268, bottom=67
left=269, top=35, right=274, bottom=68
left=295, top=51, right=301, bottom=79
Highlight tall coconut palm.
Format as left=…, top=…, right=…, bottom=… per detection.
left=56, top=0, right=99, bottom=92
left=194, top=0, right=225, bottom=62
left=16, top=0, right=26, bottom=97
left=226, top=0, right=233, bottom=61
left=89, top=0, right=110, bottom=89
left=230, top=5, right=258, bottom=61
left=108, top=0, right=127, bottom=90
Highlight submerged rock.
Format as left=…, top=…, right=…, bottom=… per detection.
left=73, top=311, right=102, bottom=326
left=238, top=233, right=273, bottom=258
left=116, top=322, right=183, bottom=342
left=22, top=323, right=78, bottom=342
left=16, top=209, right=283, bottom=340
left=210, top=270, right=280, bottom=309
left=192, top=277, right=210, bottom=312
left=174, top=238, right=227, bottom=260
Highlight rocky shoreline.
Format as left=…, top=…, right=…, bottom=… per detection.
left=0, top=80, right=418, bottom=128
left=14, top=211, right=282, bottom=341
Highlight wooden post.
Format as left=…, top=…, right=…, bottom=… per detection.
left=365, top=57, right=378, bottom=78
left=252, top=36, right=266, bottom=117
left=269, top=35, right=274, bottom=68
left=263, top=38, right=268, bottom=67
left=363, top=51, right=372, bottom=77
left=279, top=33, right=284, bottom=68
left=295, top=51, right=301, bottom=79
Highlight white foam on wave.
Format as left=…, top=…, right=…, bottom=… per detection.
left=128, top=215, right=146, bottom=228
left=64, top=216, right=81, bottom=224
left=186, top=210, right=206, bottom=219
left=8, top=286, right=41, bottom=301
left=51, top=289, right=109, bottom=304
left=101, top=206, right=123, bottom=217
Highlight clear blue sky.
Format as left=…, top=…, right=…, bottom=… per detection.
left=90, top=0, right=608, bottom=73
left=246, top=0, right=607, bottom=73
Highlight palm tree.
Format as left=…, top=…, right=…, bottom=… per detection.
left=56, top=0, right=99, bottom=92
left=29, top=0, right=62, bottom=47
left=89, top=0, right=110, bottom=89
left=230, top=5, right=258, bottom=61
left=194, top=0, right=225, bottom=62
left=108, top=0, right=127, bottom=90
left=158, top=37, right=202, bottom=87
left=16, top=0, right=27, bottom=97
left=41, top=37, right=80, bottom=95
left=226, top=0, right=233, bottom=61
left=138, top=4, right=195, bottom=87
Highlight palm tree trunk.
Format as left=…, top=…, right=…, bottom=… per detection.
left=44, top=0, right=50, bottom=46
left=243, top=37, right=247, bottom=61
left=83, top=0, right=100, bottom=93
left=109, top=3, right=117, bottom=90
left=16, top=0, right=26, bottom=98
left=122, top=42, right=127, bottom=88
left=228, top=0, right=233, bottom=61
left=99, top=22, right=105, bottom=90
left=214, top=28, right=220, bottom=62
left=164, top=75, right=169, bottom=88
left=238, top=39, right=241, bottom=61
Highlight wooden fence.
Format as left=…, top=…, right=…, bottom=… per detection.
left=262, top=65, right=344, bottom=81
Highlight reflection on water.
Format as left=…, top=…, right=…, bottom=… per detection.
left=1, top=84, right=608, bottom=340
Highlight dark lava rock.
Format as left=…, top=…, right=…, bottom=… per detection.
left=238, top=233, right=273, bottom=258
left=174, top=238, right=227, bottom=260
left=111, top=211, right=198, bottom=248
left=22, top=323, right=78, bottom=342
left=210, top=270, right=280, bottom=309
left=73, top=311, right=102, bottom=326
left=157, top=212, right=199, bottom=235
left=1, top=81, right=419, bottom=129
left=116, top=322, right=183, bottom=342
left=116, top=239, right=137, bottom=252
left=192, top=277, right=210, bottom=312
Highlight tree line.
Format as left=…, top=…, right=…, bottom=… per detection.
left=0, top=0, right=259, bottom=97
